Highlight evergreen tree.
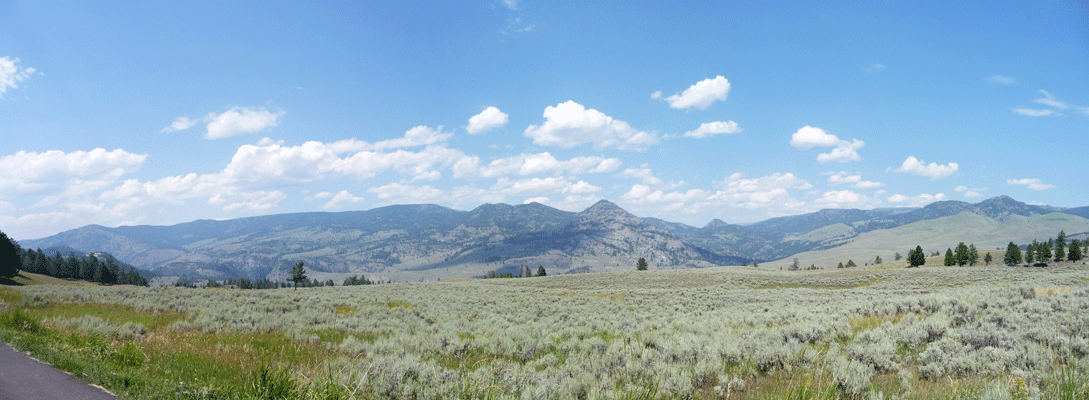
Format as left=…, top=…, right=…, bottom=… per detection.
left=984, top=252, right=992, bottom=265
left=837, top=262, right=844, bottom=269
left=954, top=242, right=970, bottom=266
left=909, top=246, right=926, bottom=268
left=894, top=252, right=902, bottom=261
left=1069, top=240, right=1084, bottom=262
left=789, top=258, right=800, bottom=271
left=1054, top=231, right=1066, bottom=262
left=968, top=244, right=979, bottom=266
left=944, top=248, right=955, bottom=266
left=1004, top=242, right=1022, bottom=266
left=846, top=259, right=857, bottom=268
left=290, top=261, right=307, bottom=290
left=636, top=258, right=648, bottom=271
left=52, top=253, right=67, bottom=278
left=1036, top=243, right=1051, bottom=264
left=0, top=230, right=19, bottom=279
left=1026, top=242, right=1036, bottom=263
left=874, top=255, right=883, bottom=265
left=536, top=266, right=547, bottom=277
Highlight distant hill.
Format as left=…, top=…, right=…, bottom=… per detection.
left=19, top=195, right=1087, bottom=281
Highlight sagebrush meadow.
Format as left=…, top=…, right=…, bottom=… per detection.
left=3, top=257, right=1089, bottom=399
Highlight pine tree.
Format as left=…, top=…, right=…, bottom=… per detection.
left=909, top=246, right=926, bottom=268
left=1054, top=231, right=1066, bottom=262
left=1069, top=240, right=1083, bottom=262
left=536, top=265, right=547, bottom=277
left=954, top=242, right=970, bottom=266
left=1025, top=242, right=1036, bottom=263
left=944, top=248, right=955, bottom=266
left=1036, top=243, right=1051, bottom=264
left=636, top=258, right=648, bottom=271
left=984, top=252, right=992, bottom=265
left=895, top=252, right=903, bottom=261
left=837, top=262, right=844, bottom=269
left=968, top=244, right=979, bottom=266
left=290, top=261, right=307, bottom=290
left=0, top=230, right=19, bottom=279
left=874, top=255, right=883, bottom=265
left=846, top=259, right=857, bottom=268
left=1004, top=242, right=1022, bottom=266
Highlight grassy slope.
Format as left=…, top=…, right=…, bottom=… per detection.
left=764, top=212, right=1089, bottom=269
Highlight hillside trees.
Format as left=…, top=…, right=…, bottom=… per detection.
left=968, top=244, right=979, bottom=265
left=0, top=230, right=19, bottom=278
left=1025, top=242, right=1035, bottom=263
left=1004, top=242, right=1022, bottom=266
left=1036, top=243, right=1051, bottom=264
left=1070, top=240, right=1083, bottom=262
left=908, top=246, right=925, bottom=268
left=954, top=242, right=970, bottom=266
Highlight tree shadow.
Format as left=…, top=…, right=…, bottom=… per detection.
left=0, top=272, right=26, bottom=286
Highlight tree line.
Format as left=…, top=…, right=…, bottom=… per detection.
left=0, top=230, right=147, bottom=285
left=483, top=265, right=547, bottom=279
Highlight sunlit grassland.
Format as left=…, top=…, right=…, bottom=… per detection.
left=2, top=261, right=1089, bottom=399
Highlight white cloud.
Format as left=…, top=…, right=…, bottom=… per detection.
left=465, top=106, right=509, bottom=135
left=954, top=185, right=986, bottom=198
left=500, top=0, right=518, bottom=10
left=322, top=190, right=365, bottom=210
left=504, top=17, right=534, bottom=34
left=1007, top=178, right=1055, bottom=191
left=987, top=75, right=1016, bottom=85
left=0, top=56, right=36, bottom=97
left=161, top=116, right=197, bottom=133
left=864, top=63, right=886, bottom=73
left=813, top=190, right=880, bottom=209
left=659, top=76, right=731, bottom=110
left=0, top=148, right=147, bottom=194
left=790, top=126, right=864, bottom=163
left=205, top=107, right=286, bottom=139
left=684, top=121, right=742, bottom=139
left=1034, top=90, right=1068, bottom=109
left=1013, top=108, right=1056, bottom=116
left=893, top=156, right=958, bottom=180
left=523, top=101, right=657, bottom=150
left=491, top=177, right=600, bottom=196
left=650, top=91, right=662, bottom=99
left=619, top=164, right=663, bottom=185
left=826, top=172, right=884, bottom=188
left=708, top=172, right=812, bottom=208
left=887, top=193, right=946, bottom=207
left=621, top=184, right=709, bottom=204
left=217, top=190, right=286, bottom=212
left=452, top=152, right=620, bottom=180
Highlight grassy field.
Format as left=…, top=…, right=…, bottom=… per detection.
left=2, top=263, right=1089, bottom=399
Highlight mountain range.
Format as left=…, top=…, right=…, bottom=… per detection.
left=18, top=195, right=1089, bottom=281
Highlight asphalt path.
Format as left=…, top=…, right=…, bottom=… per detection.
left=0, top=341, right=117, bottom=400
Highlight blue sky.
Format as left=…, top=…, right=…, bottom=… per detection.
left=1, top=1, right=1087, bottom=240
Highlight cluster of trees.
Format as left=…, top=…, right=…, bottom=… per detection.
left=1003, top=231, right=1085, bottom=266
left=484, top=265, right=547, bottom=279
left=0, top=229, right=148, bottom=285
left=942, top=242, right=982, bottom=266
left=837, top=260, right=859, bottom=269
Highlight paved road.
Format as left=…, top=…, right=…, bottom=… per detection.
left=0, top=341, right=117, bottom=400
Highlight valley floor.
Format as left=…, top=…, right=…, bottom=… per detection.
left=2, top=262, right=1089, bottom=399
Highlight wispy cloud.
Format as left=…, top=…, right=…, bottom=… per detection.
left=0, top=56, right=36, bottom=97
left=1012, top=108, right=1056, bottom=116
left=683, top=121, right=741, bottom=139
left=1007, top=178, right=1055, bottom=191
left=864, top=63, right=886, bottom=73
left=986, top=75, right=1016, bottom=85
left=954, top=185, right=986, bottom=198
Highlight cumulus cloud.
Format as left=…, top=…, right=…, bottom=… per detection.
left=205, top=107, right=286, bottom=139
left=684, top=121, right=742, bottom=139
left=954, top=185, right=986, bottom=198
left=826, top=171, right=884, bottom=189
left=0, top=148, right=147, bottom=194
left=893, top=156, right=958, bottom=180
left=790, top=126, right=864, bottom=163
left=887, top=193, right=946, bottom=207
left=0, top=56, right=36, bottom=97
left=1007, top=178, right=1055, bottom=191
left=619, top=164, right=663, bottom=185
left=160, top=116, right=197, bottom=133
left=709, top=172, right=812, bottom=208
left=322, top=190, right=366, bottom=210
left=465, top=106, right=509, bottom=134
left=813, top=190, right=880, bottom=209
left=523, top=101, right=657, bottom=150
left=657, top=76, right=731, bottom=110
left=987, top=75, right=1016, bottom=85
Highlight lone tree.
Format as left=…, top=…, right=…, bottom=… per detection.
left=908, top=246, right=926, bottom=268
left=845, top=259, right=857, bottom=268
left=789, top=258, right=800, bottom=271
left=0, top=230, right=20, bottom=279
left=895, top=252, right=903, bottom=261
left=968, top=244, right=979, bottom=266
left=874, top=255, right=883, bottom=265
left=290, top=261, right=307, bottom=290
left=984, top=252, right=993, bottom=265
left=636, top=258, right=648, bottom=271
left=536, top=265, right=547, bottom=277
left=944, top=248, right=955, bottom=266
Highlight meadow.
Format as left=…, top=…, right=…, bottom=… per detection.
left=2, top=260, right=1089, bottom=400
